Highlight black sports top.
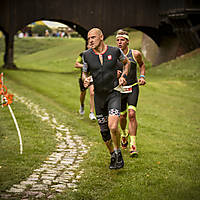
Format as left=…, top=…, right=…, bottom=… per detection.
left=83, top=45, right=126, bottom=94
left=117, top=49, right=137, bottom=85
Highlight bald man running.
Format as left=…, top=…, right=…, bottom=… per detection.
left=82, top=28, right=130, bottom=169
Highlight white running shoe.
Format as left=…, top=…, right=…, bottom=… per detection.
left=79, top=106, right=85, bottom=115
left=89, top=112, right=96, bottom=120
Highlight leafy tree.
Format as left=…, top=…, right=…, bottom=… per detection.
left=32, top=25, right=51, bottom=36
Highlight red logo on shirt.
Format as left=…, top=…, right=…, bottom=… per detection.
left=108, top=55, right=112, bottom=60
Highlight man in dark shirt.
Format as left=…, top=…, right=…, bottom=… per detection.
left=82, top=28, right=130, bottom=169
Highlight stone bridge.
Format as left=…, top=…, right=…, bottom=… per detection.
left=0, top=0, right=200, bottom=67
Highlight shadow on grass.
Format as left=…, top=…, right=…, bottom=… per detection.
left=0, top=66, right=79, bottom=76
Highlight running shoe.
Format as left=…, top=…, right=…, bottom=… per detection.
left=129, top=145, right=138, bottom=157
left=89, top=112, right=96, bottom=120
left=109, top=152, right=117, bottom=169
left=121, top=136, right=128, bottom=149
left=116, top=150, right=124, bottom=169
left=79, top=105, right=85, bottom=115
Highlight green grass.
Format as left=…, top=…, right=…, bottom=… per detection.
left=0, top=96, right=56, bottom=192
left=0, top=34, right=200, bottom=200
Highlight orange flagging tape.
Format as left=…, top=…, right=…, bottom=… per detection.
left=0, top=73, right=14, bottom=106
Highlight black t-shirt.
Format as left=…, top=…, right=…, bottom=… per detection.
left=83, top=45, right=125, bottom=94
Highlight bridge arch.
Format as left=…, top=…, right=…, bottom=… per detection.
left=15, top=18, right=88, bottom=40
left=1, top=0, right=200, bottom=68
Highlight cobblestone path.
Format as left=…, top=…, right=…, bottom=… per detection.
left=1, top=93, right=90, bottom=199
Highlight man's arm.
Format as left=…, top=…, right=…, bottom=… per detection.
left=82, top=71, right=93, bottom=88
left=81, top=55, right=91, bottom=88
left=82, top=71, right=88, bottom=82
left=119, top=56, right=130, bottom=86
left=74, top=54, right=83, bottom=69
left=75, top=61, right=83, bottom=69
left=133, top=50, right=146, bottom=85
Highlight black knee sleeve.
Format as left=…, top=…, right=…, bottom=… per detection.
left=101, top=130, right=111, bottom=142
left=99, top=123, right=111, bottom=142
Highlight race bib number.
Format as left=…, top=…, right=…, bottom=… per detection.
left=121, top=85, right=132, bottom=93
left=114, top=85, right=132, bottom=93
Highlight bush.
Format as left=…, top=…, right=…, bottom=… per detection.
left=32, top=25, right=51, bottom=36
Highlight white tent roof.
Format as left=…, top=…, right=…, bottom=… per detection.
left=43, top=21, right=67, bottom=28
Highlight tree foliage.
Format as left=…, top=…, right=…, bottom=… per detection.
left=32, top=25, right=51, bottom=36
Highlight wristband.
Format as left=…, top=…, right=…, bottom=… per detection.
left=123, top=74, right=127, bottom=79
left=140, top=75, right=145, bottom=79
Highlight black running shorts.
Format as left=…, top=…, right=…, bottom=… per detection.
left=121, top=84, right=139, bottom=114
left=95, top=90, right=121, bottom=124
left=79, top=78, right=87, bottom=92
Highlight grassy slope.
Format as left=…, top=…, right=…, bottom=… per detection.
left=0, top=35, right=199, bottom=200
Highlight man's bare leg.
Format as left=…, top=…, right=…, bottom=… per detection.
left=89, top=85, right=96, bottom=120
left=128, top=109, right=138, bottom=157
left=89, top=85, right=95, bottom=113
left=108, top=115, right=124, bottom=169
left=79, top=90, right=86, bottom=115
left=105, top=139, right=114, bottom=153
left=120, top=112, right=129, bottom=149
left=120, top=112, right=127, bottom=132
left=108, top=115, right=120, bottom=149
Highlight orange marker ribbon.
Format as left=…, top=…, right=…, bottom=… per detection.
left=0, top=73, right=14, bottom=106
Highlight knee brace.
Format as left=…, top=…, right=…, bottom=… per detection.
left=101, top=130, right=111, bottom=142
left=100, top=123, right=111, bottom=142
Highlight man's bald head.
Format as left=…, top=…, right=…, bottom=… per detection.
left=87, top=28, right=104, bottom=50
left=88, top=28, right=103, bottom=38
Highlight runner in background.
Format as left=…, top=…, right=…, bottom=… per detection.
left=116, top=29, right=146, bottom=157
left=75, top=44, right=96, bottom=121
